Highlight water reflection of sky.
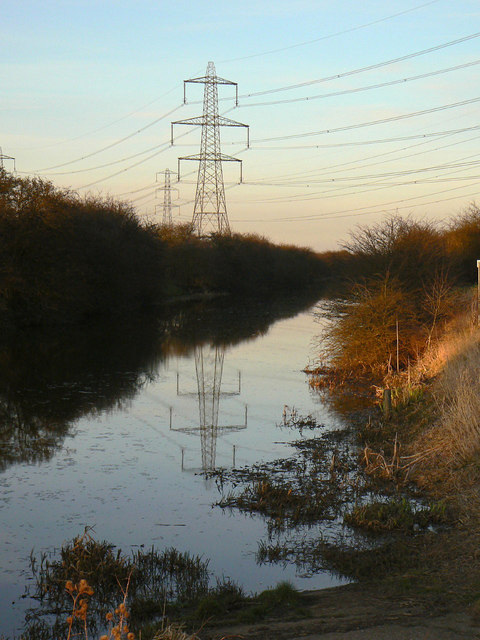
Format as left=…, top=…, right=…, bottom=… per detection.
left=0, top=299, right=348, bottom=637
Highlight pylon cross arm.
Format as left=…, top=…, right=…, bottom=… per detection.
left=184, top=76, right=237, bottom=86
left=178, top=153, right=242, bottom=163
left=217, top=116, right=248, bottom=128
left=172, top=116, right=206, bottom=127
left=183, top=71, right=239, bottom=106
left=178, top=154, right=244, bottom=183
left=172, top=117, right=249, bottom=147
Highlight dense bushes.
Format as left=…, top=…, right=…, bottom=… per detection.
left=341, top=216, right=448, bottom=288
left=0, top=171, right=165, bottom=324
left=331, top=205, right=480, bottom=287
left=0, top=172, right=328, bottom=325
left=319, top=214, right=463, bottom=375
left=446, top=203, right=480, bottom=283
left=207, top=233, right=326, bottom=295
left=155, top=227, right=328, bottom=296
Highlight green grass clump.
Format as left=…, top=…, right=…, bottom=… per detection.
left=344, top=498, right=450, bottom=533
left=237, top=582, right=306, bottom=624
left=193, top=579, right=244, bottom=622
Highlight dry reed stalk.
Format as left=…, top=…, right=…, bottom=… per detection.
left=152, top=624, right=200, bottom=640
left=363, top=441, right=444, bottom=481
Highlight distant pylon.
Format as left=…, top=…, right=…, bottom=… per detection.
left=0, top=147, right=16, bottom=172
left=156, top=169, right=179, bottom=225
left=171, top=61, right=249, bottom=237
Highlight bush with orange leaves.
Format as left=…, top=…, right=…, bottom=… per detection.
left=64, top=574, right=135, bottom=640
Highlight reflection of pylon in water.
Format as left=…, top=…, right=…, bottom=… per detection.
left=172, top=344, right=247, bottom=471
left=195, top=345, right=223, bottom=470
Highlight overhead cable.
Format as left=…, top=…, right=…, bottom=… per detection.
left=238, top=30, right=480, bottom=98
left=32, top=104, right=183, bottom=173
left=238, top=59, right=480, bottom=108
left=219, top=0, right=442, bottom=63
left=253, top=96, right=480, bottom=143
left=249, top=125, right=480, bottom=150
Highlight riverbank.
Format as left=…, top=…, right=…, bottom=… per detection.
left=195, top=304, right=480, bottom=639
left=209, top=582, right=480, bottom=639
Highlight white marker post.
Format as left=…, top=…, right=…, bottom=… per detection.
left=477, top=260, right=480, bottom=326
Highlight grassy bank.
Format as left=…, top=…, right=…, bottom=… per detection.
left=0, top=171, right=328, bottom=326
left=303, top=212, right=480, bottom=621
left=309, top=211, right=480, bottom=506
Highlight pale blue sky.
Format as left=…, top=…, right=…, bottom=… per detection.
left=2, top=0, right=480, bottom=249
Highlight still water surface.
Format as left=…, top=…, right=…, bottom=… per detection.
left=0, top=298, right=348, bottom=636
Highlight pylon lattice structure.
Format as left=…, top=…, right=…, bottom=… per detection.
left=156, top=169, right=178, bottom=225
left=0, top=147, right=16, bottom=171
left=171, top=61, right=249, bottom=236
left=172, top=345, right=247, bottom=471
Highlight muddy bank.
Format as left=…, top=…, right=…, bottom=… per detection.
left=208, top=582, right=480, bottom=639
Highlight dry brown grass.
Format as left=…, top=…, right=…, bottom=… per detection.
left=434, top=334, right=480, bottom=464
left=399, top=306, right=480, bottom=486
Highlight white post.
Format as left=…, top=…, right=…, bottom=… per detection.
left=477, top=260, right=480, bottom=326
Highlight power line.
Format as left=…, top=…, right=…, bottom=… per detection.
left=244, top=129, right=480, bottom=185
left=237, top=59, right=480, bottom=108
left=77, top=145, right=171, bottom=190
left=229, top=144, right=480, bottom=205
left=31, top=104, right=183, bottom=173
left=232, top=182, right=480, bottom=223
left=116, top=182, right=157, bottom=197
left=237, top=30, right=480, bottom=99
left=15, top=84, right=182, bottom=152
left=246, top=157, right=480, bottom=187
left=75, top=110, right=220, bottom=190
left=37, top=142, right=171, bottom=176
left=248, top=125, right=480, bottom=150
left=253, top=96, right=480, bottom=143
left=75, top=105, right=238, bottom=191
left=292, top=133, right=480, bottom=183
left=237, top=159, right=480, bottom=206
left=219, top=0, right=442, bottom=63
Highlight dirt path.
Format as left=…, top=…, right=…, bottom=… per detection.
left=208, top=583, right=480, bottom=640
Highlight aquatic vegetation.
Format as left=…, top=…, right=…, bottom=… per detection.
left=236, top=581, right=306, bottom=624
left=344, top=498, right=450, bottom=533
left=25, top=529, right=210, bottom=638
left=23, top=530, right=256, bottom=639
left=216, top=428, right=363, bottom=529
left=279, top=405, right=325, bottom=434
left=213, top=408, right=455, bottom=581
left=192, top=578, right=244, bottom=623
left=313, top=215, right=464, bottom=377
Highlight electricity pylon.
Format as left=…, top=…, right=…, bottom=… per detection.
left=171, top=61, right=249, bottom=236
left=0, top=147, right=15, bottom=171
left=155, top=169, right=179, bottom=226
left=172, top=344, right=247, bottom=471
